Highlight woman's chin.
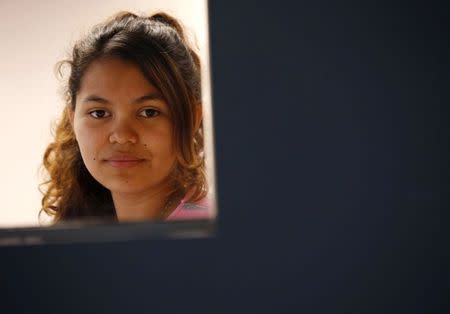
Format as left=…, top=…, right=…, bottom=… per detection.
left=105, top=181, right=168, bottom=197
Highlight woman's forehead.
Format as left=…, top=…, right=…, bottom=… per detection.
left=78, top=57, right=158, bottom=94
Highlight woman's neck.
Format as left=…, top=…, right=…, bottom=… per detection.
left=111, top=189, right=170, bottom=222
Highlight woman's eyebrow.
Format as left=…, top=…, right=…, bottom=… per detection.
left=132, top=93, right=165, bottom=104
left=82, top=95, right=111, bottom=105
left=80, top=93, right=164, bottom=105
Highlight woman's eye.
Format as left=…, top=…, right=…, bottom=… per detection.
left=139, top=108, right=160, bottom=118
left=88, top=110, right=110, bottom=119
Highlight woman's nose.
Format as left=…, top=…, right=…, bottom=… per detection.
left=109, top=117, right=138, bottom=144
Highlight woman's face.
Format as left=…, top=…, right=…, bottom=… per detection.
left=71, top=56, right=176, bottom=196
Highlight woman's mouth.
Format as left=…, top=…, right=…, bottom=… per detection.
left=104, top=156, right=145, bottom=168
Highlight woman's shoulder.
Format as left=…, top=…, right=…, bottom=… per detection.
left=166, top=195, right=214, bottom=221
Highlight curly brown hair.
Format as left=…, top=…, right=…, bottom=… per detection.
left=40, top=11, right=207, bottom=223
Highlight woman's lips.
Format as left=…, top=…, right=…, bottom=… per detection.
left=104, top=156, right=145, bottom=168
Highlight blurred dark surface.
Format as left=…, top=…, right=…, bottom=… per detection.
left=1, top=1, right=448, bottom=313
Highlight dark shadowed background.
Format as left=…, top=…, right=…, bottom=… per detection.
left=1, top=0, right=448, bottom=313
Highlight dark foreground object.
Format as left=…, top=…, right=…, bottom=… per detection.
left=1, top=1, right=448, bottom=313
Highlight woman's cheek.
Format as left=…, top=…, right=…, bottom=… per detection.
left=76, top=124, right=102, bottom=160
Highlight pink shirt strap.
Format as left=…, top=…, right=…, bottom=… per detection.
left=166, top=196, right=212, bottom=221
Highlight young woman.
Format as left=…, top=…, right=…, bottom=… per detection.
left=40, top=11, right=211, bottom=223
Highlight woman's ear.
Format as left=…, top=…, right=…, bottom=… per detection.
left=194, top=103, right=203, bottom=131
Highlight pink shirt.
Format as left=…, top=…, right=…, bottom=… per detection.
left=166, top=196, right=212, bottom=221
